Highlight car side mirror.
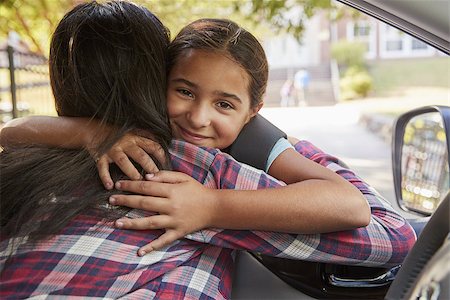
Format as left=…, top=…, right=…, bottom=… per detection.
left=392, top=106, right=450, bottom=216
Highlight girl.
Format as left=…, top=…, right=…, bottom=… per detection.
left=1, top=19, right=370, bottom=254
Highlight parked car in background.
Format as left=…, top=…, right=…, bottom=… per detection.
left=232, top=1, right=449, bottom=299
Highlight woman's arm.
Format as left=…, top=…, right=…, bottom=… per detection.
left=112, top=142, right=370, bottom=250
left=211, top=140, right=415, bottom=267
left=111, top=156, right=369, bottom=253
left=113, top=140, right=416, bottom=267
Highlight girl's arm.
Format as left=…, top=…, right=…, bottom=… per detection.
left=212, top=146, right=370, bottom=232
left=0, top=116, right=166, bottom=188
left=0, top=116, right=98, bottom=149
left=214, top=116, right=370, bottom=232
left=209, top=134, right=370, bottom=233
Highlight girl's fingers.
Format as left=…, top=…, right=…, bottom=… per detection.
left=115, top=180, right=170, bottom=197
left=97, top=157, right=114, bottom=190
left=138, top=230, right=181, bottom=256
left=110, top=194, right=168, bottom=212
left=145, top=170, right=190, bottom=183
left=139, top=139, right=167, bottom=167
left=111, top=152, right=142, bottom=180
left=127, top=147, right=159, bottom=174
left=115, top=214, right=172, bottom=231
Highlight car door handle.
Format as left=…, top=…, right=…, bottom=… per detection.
left=326, top=265, right=401, bottom=288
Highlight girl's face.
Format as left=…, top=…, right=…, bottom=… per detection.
left=167, top=49, right=261, bottom=149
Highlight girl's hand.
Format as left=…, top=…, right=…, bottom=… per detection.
left=96, top=133, right=166, bottom=189
left=110, top=171, right=218, bottom=256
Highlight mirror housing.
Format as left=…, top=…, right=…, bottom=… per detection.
left=392, top=106, right=450, bottom=216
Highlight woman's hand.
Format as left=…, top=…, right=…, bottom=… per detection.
left=96, top=133, right=166, bottom=189
left=110, top=171, right=218, bottom=256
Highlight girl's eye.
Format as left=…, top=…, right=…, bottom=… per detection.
left=177, top=88, right=194, bottom=98
left=216, top=101, right=234, bottom=110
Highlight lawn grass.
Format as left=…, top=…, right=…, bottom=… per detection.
left=368, top=57, right=450, bottom=96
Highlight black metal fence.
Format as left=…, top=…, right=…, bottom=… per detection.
left=0, top=46, right=54, bottom=123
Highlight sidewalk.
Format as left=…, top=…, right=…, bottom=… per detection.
left=359, top=113, right=395, bottom=144
left=334, top=87, right=449, bottom=143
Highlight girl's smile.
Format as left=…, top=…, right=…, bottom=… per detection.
left=173, top=122, right=211, bottom=144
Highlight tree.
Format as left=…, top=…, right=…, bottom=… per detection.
left=233, top=0, right=336, bottom=39
left=0, top=0, right=338, bottom=56
left=0, top=0, right=80, bottom=55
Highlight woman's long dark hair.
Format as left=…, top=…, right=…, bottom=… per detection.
left=0, top=1, right=172, bottom=242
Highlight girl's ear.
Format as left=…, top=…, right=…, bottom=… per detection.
left=245, top=102, right=263, bottom=124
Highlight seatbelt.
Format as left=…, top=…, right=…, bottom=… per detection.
left=224, top=114, right=287, bottom=171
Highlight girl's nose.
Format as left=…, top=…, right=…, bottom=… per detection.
left=186, top=103, right=211, bottom=128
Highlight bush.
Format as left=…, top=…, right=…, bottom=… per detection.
left=331, top=41, right=366, bottom=69
left=340, top=67, right=373, bottom=100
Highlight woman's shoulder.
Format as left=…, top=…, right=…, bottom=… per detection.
left=170, top=139, right=220, bottom=155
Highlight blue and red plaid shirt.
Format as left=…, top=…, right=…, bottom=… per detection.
left=0, top=140, right=416, bottom=299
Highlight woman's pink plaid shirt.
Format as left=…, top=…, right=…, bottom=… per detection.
left=0, top=140, right=416, bottom=299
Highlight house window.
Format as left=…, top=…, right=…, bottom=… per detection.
left=412, top=39, right=428, bottom=50
left=379, top=24, right=405, bottom=57
left=384, top=25, right=404, bottom=51
left=354, top=23, right=370, bottom=37
left=346, top=20, right=376, bottom=59
left=386, top=40, right=403, bottom=51
left=379, top=23, right=435, bottom=58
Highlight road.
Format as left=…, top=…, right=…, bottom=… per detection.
left=259, top=104, right=417, bottom=219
